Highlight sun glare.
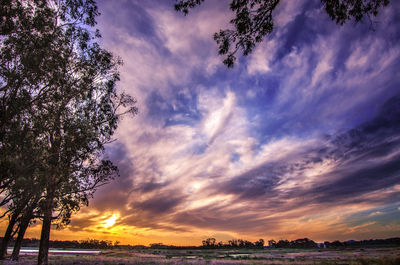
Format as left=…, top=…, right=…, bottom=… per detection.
left=103, top=214, right=119, bottom=228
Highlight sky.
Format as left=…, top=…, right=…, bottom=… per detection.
left=9, top=0, right=400, bottom=245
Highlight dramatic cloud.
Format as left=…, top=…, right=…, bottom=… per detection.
left=36, top=0, right=400, bottom=245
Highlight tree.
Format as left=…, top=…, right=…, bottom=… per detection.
left=10, top=197, right=40, bottom=261
left=268, top=239, right=277, bottom=247
left=0, top=1, right=137, bottom=264
left=276, top=239, right=290, bottom=248
left=292, top=238, right=317, bottom=248
left=175, top=0, right=390, bottom=67
left=255, top=238, right=264, bottom=248
left=322, top=0, right=390, bottom=25
left=0, top=127, right=44, bottom=259
left=228, top=239, right=238, bottom=247
left=202, top=237, right=217, bottom=248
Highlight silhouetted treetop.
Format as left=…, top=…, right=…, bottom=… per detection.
left=322, top=0, right=390, bottom=25
left=175, top=0, right=390, bottom=67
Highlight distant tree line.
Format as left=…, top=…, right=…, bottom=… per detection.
left=267, top=238, right=317, bottom=248
left=1, top=237, right=399, bottom=250
left=201, top=238, right=265, bottom=249
left=0, top=238, right=120, bottom=250
left=268, top=238, right=400, bottom=248
left=322, top=238, right=400, bottom=248
left=199, top=237, right=400, bottom=249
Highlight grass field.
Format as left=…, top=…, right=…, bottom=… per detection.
left=1, top=247, right=399, bottom=265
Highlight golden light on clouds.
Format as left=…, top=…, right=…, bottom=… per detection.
left=103, top=213, right=119, bottom=228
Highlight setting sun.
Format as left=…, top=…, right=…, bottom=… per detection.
left=103, top=214, right=119, bottom=228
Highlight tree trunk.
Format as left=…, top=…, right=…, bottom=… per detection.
left=11, top=197, right=39, bottom=261
left=0, top=214, right=18, bottom=259
left=37, top=193, right=54, bottom=265
left=0, top=195, right=33, bottom=260
left=11, top=211, right=32, bottom=261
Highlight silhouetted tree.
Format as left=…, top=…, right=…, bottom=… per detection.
left=202, top=238, right=217, bottom=248
left=330, top=240, right=344, bottom=247
left=0, top=134, right=43, bottom=260
left=228, top=239, right=238, bottom=248
left=255, top=238, right=264, bottom=248
left=292, top=238, right=317, bottom=248
left=276, top=239, right=290, bottom=248
left=0, top=1, right=137, bottom=264
left=268, top=239, right=277, bottom=247
left=175, top=0, right=390, bottom=67
left=322, top=0, right=390, bottom=25
left=201, top=238, right=264, bottom=249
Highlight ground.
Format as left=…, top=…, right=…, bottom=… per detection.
left=1, top=247, right=399, bottom=265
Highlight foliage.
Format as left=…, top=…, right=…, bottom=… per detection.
left=322, top=0, right=390, bottom=25
left=0, top=0, right=137, bottom=263
left=200, top=237, right=400, bottom=249
left=175, top=0, right=391, bottom=67
left=1, top=238, right=121, bottom=249
left=201, top=237, right=264, bottom=249
left=268, top=237, right=400, bottom=248
left=267, top=238, right=318, bottom=248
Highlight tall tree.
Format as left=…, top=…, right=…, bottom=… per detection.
left=175, top=0, right=390, bottom=67
left=0, top=1, right=137, bottom=264
left=0, top=125, right=43, bottom=259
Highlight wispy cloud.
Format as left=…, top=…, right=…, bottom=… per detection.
left=43, top=0, right=400, bottom=244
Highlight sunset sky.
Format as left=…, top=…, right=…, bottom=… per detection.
left=5, top=0, right=400, bottom=246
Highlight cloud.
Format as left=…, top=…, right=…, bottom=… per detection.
left=202, top=91, right=236, bottom=145
left=167, top=95, right=400, bottom=236
left=56, top=0, right=400, bottom=244
left=90, top=143, right=135, bottom=212
left=247, top=39, right=276, bottom=75
left=368, top=211, right=383, bottom=217
left=130, top=193, right=185, bottom=215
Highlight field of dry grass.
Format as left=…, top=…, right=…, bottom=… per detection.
left=1, top=247, right=399, bottom=265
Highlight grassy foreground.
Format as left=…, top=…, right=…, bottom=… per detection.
left=0, top=247, right=399, bottom=265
